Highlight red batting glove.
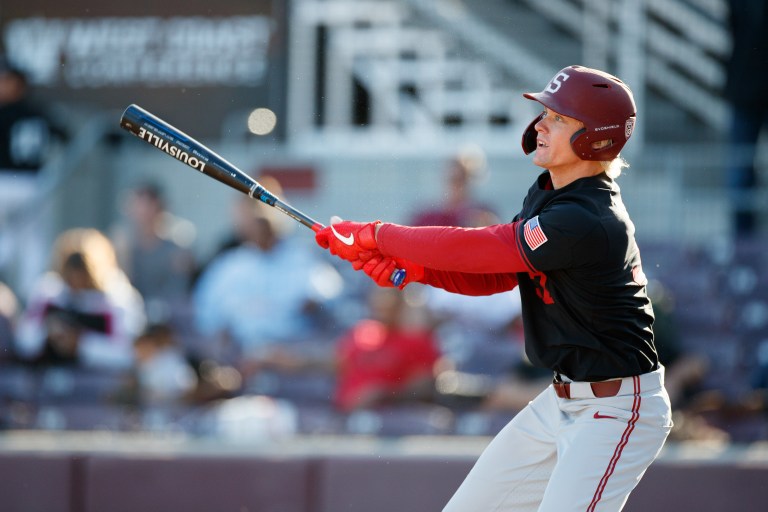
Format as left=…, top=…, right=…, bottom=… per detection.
left=315, top=219, right=381, bottom=263
left=362, top=256, right=425, bottom=289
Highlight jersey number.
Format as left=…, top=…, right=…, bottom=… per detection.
left=529, top=271, right=554, bottom=304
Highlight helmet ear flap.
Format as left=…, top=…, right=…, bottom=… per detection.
left=569, top=127, right=592, bottom=159
left=521, top=114, right=544, bottom=155
left=571, top=127, right=617, bottom=160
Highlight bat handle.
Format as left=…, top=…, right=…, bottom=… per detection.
left=312, top=223, right=406, bottom=287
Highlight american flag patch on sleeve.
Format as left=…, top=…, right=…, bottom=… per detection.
left=523, top=215, right=548, bottom=250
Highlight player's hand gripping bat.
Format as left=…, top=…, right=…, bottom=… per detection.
left=119, top=104, right=405, bottom=286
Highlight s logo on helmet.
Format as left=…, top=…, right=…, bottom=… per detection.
left=544, top=72, right=570, bottom=94
left=624, top=118, right=635, bottom=140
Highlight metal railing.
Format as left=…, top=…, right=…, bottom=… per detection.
left=521, top=0, right=730, bottom=131
left=287, top=0, right=731, bottom=153
left=286, top=0, right=545, bottom=156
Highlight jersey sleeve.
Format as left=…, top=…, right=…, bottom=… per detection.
left=516, top=202, right=607, bottom=272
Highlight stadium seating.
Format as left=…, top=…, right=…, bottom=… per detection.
left=1, top=237, right=766, bottom=442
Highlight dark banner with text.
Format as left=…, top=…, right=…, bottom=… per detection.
left=0, top=0, right=286, bottom=138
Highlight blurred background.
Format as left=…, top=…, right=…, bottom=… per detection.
left=1, top=0, right=767, bottom=510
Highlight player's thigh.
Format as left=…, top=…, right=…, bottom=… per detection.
left=539, top=396, right=671, bottom=511
left=443, top=389, right=559, bottom=512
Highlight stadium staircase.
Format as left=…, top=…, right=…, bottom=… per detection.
left=288, top=0, right=730, bottom=151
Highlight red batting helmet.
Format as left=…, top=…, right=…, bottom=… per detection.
left=521, top=65, right=636, bottom=161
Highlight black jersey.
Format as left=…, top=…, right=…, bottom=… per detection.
left=513, top=171, right=658, bottom=381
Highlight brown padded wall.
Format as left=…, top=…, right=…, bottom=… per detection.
left=81, top=454, right=311, bottom=512
left=313, top=455, right=475, bottom=512
left=625, top=462, right=768, bottom=512
left=0, top=453, right=76, bottom=512
left=2, top=452, right=767, bottom=512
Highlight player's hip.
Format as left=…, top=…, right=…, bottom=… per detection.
left=551, top=366, right=673, bottom=430
left=552, top=365, right=666, bottom=400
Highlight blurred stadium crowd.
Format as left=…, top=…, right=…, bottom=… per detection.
left=0, top=1, right=768, bottom=443
left=1, top=147, right=766, bottom=444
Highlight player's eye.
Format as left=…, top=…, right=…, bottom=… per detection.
left=542, top=110, right=563, bottom=122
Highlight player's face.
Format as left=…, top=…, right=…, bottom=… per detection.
left=531, top=108, right=584, bottom=172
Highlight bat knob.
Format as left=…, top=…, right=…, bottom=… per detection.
left=390, top=269, right=407, bottom=287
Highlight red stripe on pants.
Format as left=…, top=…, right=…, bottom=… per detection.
left=587, top=376, right=641, bottom=511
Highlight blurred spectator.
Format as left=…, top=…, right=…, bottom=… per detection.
left=410, top=147, right=498, bottom=228
left=409, top=148, right=521, bottom=389
left=723, top=1, right=768, bottom=237
left=334, top=286, right=441, bottom=412
left=132, top=323, right=198, bottom=407
left=191, top=188, right=344, bottom=379
left=0, top=280, right=19, bottom=362
left=193, top=174, right=284, bottom=284
left=15, top=228, right=146, bottom=369
left=0, top=58, right=63, bottom=297
left=111, top=181, right=196, bottom=323
left=0, top=59, right=59, bottom=171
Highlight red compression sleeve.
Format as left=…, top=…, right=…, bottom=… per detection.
left=422, top=269, right=519, bottom=296
left=377, top=222, right=530, bottom=274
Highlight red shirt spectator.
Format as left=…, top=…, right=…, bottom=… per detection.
left=334, top=288, right=440, bottom=412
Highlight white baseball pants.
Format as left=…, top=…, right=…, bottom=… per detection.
left=443, top=366, right=672, bottom=511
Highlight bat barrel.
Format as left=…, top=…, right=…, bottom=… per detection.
left=120, top=104, right=255, bottom=196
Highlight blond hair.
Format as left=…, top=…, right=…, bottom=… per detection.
left=50, top=228, right=121, bottom=292
left=600, top=156, right=629, bottom=179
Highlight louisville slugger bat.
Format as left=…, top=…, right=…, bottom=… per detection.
left=119, top=104, right=405, bottom=286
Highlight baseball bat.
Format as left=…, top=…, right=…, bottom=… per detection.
left=119, top=104, right=405, bottom=287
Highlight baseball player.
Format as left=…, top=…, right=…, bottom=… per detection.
left=315, top=65, right=673, bottom=511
